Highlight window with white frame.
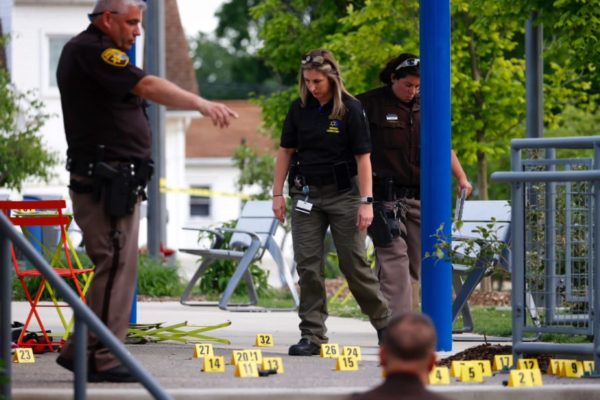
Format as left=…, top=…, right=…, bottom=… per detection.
left=190, top=186, right=211, bottom=217
left=48, top=36, right=70, bottom=88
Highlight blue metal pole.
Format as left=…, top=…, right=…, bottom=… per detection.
left=420, top=0, right=453, bottom=351
left=126, top=42, right=137, bottom=325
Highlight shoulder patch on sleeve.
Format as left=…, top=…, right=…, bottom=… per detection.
left=101, top=48, right=129, bottom=67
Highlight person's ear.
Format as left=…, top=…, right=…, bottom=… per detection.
left=379, top=346, right=387, bottom=367
left=97, top=11, right=113, bottom=29
left=427, top=353, right=436, bottom=372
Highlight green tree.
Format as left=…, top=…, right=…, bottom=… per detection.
left=232, top=143, right=275, bottom=199
left=0, top=69, right=57, bottom=191
left=248, top=0, right=597, bottom=200
left=215, top=0, right=263, bottom=53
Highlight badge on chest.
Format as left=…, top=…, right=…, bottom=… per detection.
left=385, top=113, right=399, bottom=121
left=326, top=119, right=341, bottom=134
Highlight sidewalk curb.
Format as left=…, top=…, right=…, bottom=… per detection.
left=12, top=385, right=600, bottom=400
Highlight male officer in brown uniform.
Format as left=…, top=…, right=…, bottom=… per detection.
left=55, top=0, right=237, bottom=382
left=358, top=54, right=471, bottom=315
left=352, top=312, right=450, bottom=400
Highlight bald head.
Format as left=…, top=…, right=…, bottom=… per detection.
left=383, top=312, right=437, bottom=361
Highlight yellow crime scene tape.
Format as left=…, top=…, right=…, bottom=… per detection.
left=159, top=178, right=252, bottom=200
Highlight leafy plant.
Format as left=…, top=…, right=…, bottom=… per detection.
left=137, top=254, right=184, bottom=297
left=192, top=219, right=270, bottom=297
left=233, top=143, right=275, bottom=200
left=425, top=219, right=509, bottom=273
left=0, top=68, right=58, bottom=191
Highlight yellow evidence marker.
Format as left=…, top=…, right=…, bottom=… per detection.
left=583, top=361, right=595, bottom=375
left=529, top=369, right=543, bottom=386
left=473, top=360, right=493, bottom=377
left=193, top=343, right=214, bottom=358
left=560, top=360, right=584, bottom=379
left=548, top=359, right=567, bottom=376
left=493, top=355, right=513, bottom=371
left=235, top=361, right=259, bottom=378
left=342, top=346, right=362, bottom=361
left=255, top=333, right=274, bottom=347
left=12, top=348, right=35, bottom=363
left=459, top=362, right=484, bottom=383
left=336, top=356, right=359, bottom=371
left=428, top=367, right=451, bottom=385
left=203, top=356, right=225, bottom=373
left=450, top=360, right=466, bottom=377
left=246, top=349, right=263, bottom=364
left=508, top=369, right=542, bottom=387
left=517, top=358, right=539, bottom=370
left=262, top=357, right=284, bottom=374
left=320, top=344, right=340, bottom=359
left=231, top=350, right=251, bottom=366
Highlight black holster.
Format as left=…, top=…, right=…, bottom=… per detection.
left=94, top=160, right=153, bottom=218
left=368, top=203, right=402, bottom=247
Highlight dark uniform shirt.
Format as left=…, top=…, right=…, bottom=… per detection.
left=57, top=24, right=151, bottom=163
left=280, top=94, right=371, bottom=184
left=357, top=86, right=420, bottom=187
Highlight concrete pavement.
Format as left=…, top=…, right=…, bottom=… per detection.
left=8, top=301, right=600, bottom=399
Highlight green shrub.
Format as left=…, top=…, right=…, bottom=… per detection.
left=137, top=254, right=184, bottom=297
left=191, top=219, right=270, bottom=297
left=195, top=258, right=269, bottom=297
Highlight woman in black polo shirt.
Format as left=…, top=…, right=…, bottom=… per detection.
left=272, top=49, right=390, bottom=356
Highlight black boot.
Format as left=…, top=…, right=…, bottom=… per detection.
left=288, top=338, right=320, bottom=356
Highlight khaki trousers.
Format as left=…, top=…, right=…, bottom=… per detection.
left=374, top=198, right=421, bottom=315
left=291, top=181, right=390, bottom=344
left=60, top=183, right=140, bottom=372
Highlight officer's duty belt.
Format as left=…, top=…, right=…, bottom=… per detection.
left=373, top=180, right=420, bottom=200
left=396, top=186, right=420, bottom=200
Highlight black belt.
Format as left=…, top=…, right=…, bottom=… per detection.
left=373, top=181, right=420, bottom=200
left=396, top=186, right=420, bottom=199
left=67, top=158, right=153, bottom=181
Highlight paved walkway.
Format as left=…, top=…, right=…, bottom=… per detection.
left=8, top=301, right=600, bottom=399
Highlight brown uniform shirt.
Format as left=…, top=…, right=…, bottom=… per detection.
left=357, top=86, right=420, bottom=187
left=57, top=24, right=151, bottom=162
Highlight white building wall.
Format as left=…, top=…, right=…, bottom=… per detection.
left=0, top=0, right=14, bottom=70
left=9, top=3, right=91, bottom=198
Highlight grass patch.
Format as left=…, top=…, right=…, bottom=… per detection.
left=328, top=300, right=592, bottom=344
left=328, top=299, right=368, bottom=320
left=228, top=289, right=297, bottom=309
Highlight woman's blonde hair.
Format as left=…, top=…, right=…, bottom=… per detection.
left=298, top=49, right=353, bottom=120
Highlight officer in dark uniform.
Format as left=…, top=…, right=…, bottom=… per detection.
left=272, top=49, right=390, bottom=356
left=358, top=54, right=472, bottom=315
left=55, top=0, right=237, bottom=382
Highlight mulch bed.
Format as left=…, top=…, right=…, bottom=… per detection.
left=438, top=343, right=554, bottom=373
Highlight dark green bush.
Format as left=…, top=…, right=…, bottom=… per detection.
left=191, top=219, right=270, bottom=297
left=137, top=254, right=184, bottom=297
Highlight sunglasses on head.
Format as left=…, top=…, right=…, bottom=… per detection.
left=301, top=54, right=326, bottom=66
left=88, top=10, right=119, bottom=22
left=395, top=58, right=420, bottom=71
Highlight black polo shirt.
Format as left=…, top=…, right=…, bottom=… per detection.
left=57, top=24, right=151, bottom=162
left=280, top=94, right=371, bottom=177
left=357, top=86, right=420, bottom=186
